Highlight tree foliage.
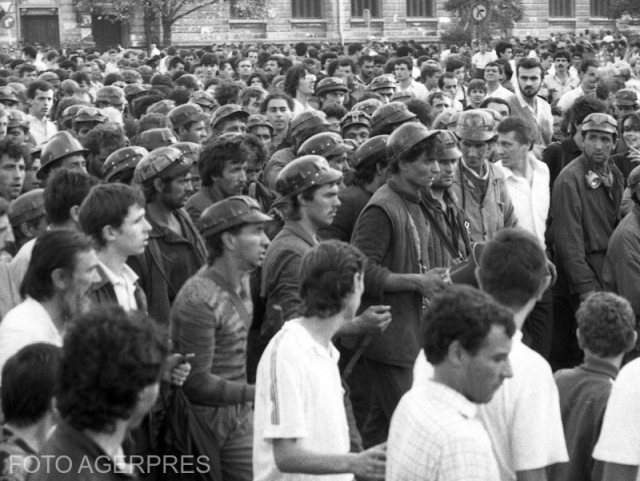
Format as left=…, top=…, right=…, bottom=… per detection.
left=443, top=0, right=525, bottom=37
left=609, top=0, right=640, bottom=20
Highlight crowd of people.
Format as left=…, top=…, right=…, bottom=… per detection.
left=0, top=29, right=639, bottom=480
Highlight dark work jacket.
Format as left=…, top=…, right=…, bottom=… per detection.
left=89, top=263, right=148, bottom=313
left=185, top=184, right=225, bottom=228
left=542, top=137, right=582, bottom=193
left=128, top=208, right=207, bottom=326
left=612, top=151, right=635, bottom=183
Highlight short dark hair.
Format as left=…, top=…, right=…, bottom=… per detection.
left=579, top=58, right=599, bottom=74
left=0, top=139, right=26, bottom=162
left=445, top=58, right=465, bottom=72
left=1, top=343, right=61, bottom=428
left=260, top=92, right=294, bottom=113
left=168, top=56, right=186, bottom=70
left=468, top=78, right=488, bottom=93
left=347, top=43, right=363, bottom=56
left=22, top=45, right=38, bottom=60
left=496, top=59, right=513, bottom=79
left=57, top=306, right=168, bottom=433
left=205, top=222, right=245, bottom=264
left=576, top=292, right=637, bottom=358
left=496, top=116, right=534, bottom=146
left=480, top=97, right=510, bottom=113
left=199, top=135, right=249, bottom=187
left=81, top=122, right=127, bottom=157
left=495, top=41, right=513, bottom=59
left=422, top=285, right=516, bottom=365
left=27, top=80, right=54, bottom=100
left=394, top=57, right=413, bottom=71
left=78, top=183, right=145, bottom=248
left=389, top=135, right=438, bottom=174
left=553, top=49, right=572, bottom=62
left=437, top=72, right=456, bottom=90
left=21, top=229, right=94, bottom=301
left=566, top=96, right=607, bottom=135
left=214, top=80, right=242, bottom=106
left=299, top=240, right=366, bottom=319
left=478, top=228, right=548, bottom=310
left=516, top=57, right=542, bottom=77
left=138, top=113, right=171, bottom=135
left=283, top=65, right=309, bottom=98
left=44, top=168, right=97, bottom=226
left=238, top=86, right=265, bottom=107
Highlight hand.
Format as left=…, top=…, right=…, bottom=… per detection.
left=355, top=306, right=392, bottom=334
left=415, top=268, right=449, bottom=298
left=628, top=148, right=640, bottom=163
left=163, top=353, right=194, bottom=386
left=351, top=443, right=386, bottom=481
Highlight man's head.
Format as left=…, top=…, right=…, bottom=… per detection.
left=394, top=57, right=413, bottom=83
left=238, top=87, right=266, bottom=116
left=261, top=93, right=294, bottom=134
left=315, top=77, right=349, bottom=107
left=0, top=140, right=26, bottom=201
left=134, top=146, right=193, bottom=208
left=73, top=107, right=108, bottom=144
left=27, top=81, right=54, bottom=119
left=198, top=134, right=249, bottom=199
left=20, top=229, right=99, bottom=317
left=276, top=155, right=342, bottom=226
left=576, top=292, right=637, bottom=359
left=431, top=129, right=462, bottom=191
left=265, top=56, right=284, bottom=78
left=613, top=89, right=639, bottom=120
left=43, top=168, right=97, bottom=230
left=8, top=188, right=46, bottom=248
left=495, top=116, right=534, bottom=169
left=299, top=240, right=366, bottom=320
left=455, top=109, right=497, bottom=172
left=387, top=122, right=440, bottom=189
left=210, top=104, right=249, bottom=134
left=467, top=79, right=488, bottom=107
left=0, top=197, right=13, bottom=253
left=57, top=306, right=168, bottom=434
left=422, top=285, right=515, bottom=403
left=79, top=183, right=150, bottom=256
left=477, top=228, right=549, bottom=313
left=495, top=41, right=513, bottom=60
left=82, top=123, right=128, bottom=179
left=580, top=113, right=618, bottom=165
left=438, top=73, right=458, bottom=99
left=516, top=58, right=543, bottom=99
left=236, top=58, right=254, bottom=80
left=1, top=343, right=61, bottom=429
left=17, top=64, right=38, bottom=86
left=479, top=97, right=510, bottom=119
left=420, top=63, right=442, bottom=91
left=38, top=131, right=89, bottom=183
left=553, top=50, right=571, bottom=74
left=341, top=110, right=371, bottom=147
left=579, top=58, right=600, bottom=92
left=200, top=195, right=271, bottom=268
left=352, top=134, right=389, bottom=188
left=358, top=54, right=375, bottom=81
left=168, top=103, right=209, bottom=144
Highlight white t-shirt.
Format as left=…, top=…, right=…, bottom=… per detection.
left=253, top=321, right=351, bottom=481
left=0, top=297, right=63, bottom=383
left=414, top=331, right=568, bottom=481
left=593, top=358, right=640, bottom=480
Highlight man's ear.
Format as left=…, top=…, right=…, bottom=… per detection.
left=447, top=339, right=466, bottom=367
left=69, top=205, right=81, bottom=224
left=51, top=267, right=70, bottom=291
left=153, top=177, right=164, bottom=194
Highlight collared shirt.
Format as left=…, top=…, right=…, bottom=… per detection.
left=254, top=321, right=350, bottom=481
left=557, top=85, right=586, bottom=113
left=98, top=261, right=139, bottom=311
left=496, top=155, right=550, bottom=246
left=472, top=51, right=493, bottom=69
left=397, top=79, right=428, bottom=99
left=514, top=88, right=553, bottom=147
left=387, top=380, right=499, bottom=481
left=543, top=74, right=580, bottom=104
left=25, top=115, right=57, bottom=145
left=0, top=297, right=62, bottom=383
left=486, top=84, right=513, bottom=100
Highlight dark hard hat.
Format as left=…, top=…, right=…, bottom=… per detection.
left=455, top=109, right=497, bottom=142
left=102, top=146, right=149, bottom=183
left=615, top=88, right=639, bottom=106
left=367, top=75, right=397, bottom=92
left=95, top=86, right=126, bottom=106
left=246, top=114, right=274, bottom=133
left=60, top=105, right=87, bottom=128
left=38, top=131, right=89, bottom=180
left=276, top=155, right=342, bottom=197
left=0, top=87, right=19, bottom=102
left=169, top=103, right=209, bottom=129
left=433, top=130, right=462, bottom=160
left=340, top=110, right=371, bottom=132
left=121, top=69, right=143, bottom=84
left=173, top=141, right=202, bottom=163
left=352, top=98, right=384, bottom=116
left=391, top=91, right=415, bottom=103
left=354, top=135, right=389, bottom=170
left=210, top=104, right=249, bottom=130
left=297, top=132, right=355, bottom=158
left=136, top=128, right=178, bottom=152
left=387, top=122, right=438, bottom=164
left=8, top=188, right=45, bottom=227
left=291, top=110, right=329, bottom=137
left=124, top=84, right=149, bottom=99
left=74, top=107, right=108, bottom=125
left=133, top=146, right=192, bottom=186
left=147, top=99, right=176, bottom=116
left=370, top=102, right=416, bottom=136
left=200, top=195, right=272, bottom=238
left=7, top=110, right=29, bottom=130
left=315, top=77, right=349, bottom=97
left=581, top=113, right=618, bottom=135
left=190, top=91, right=218, bottom=109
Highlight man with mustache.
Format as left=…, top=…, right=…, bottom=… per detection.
left=128, top=146, right=207, bottom=326
left=171, top=196, right=272, bottom=481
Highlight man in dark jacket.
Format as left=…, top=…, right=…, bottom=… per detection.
left=551, top=113, right=625, bottom=370
left=128, top=146, right=207, bottom=326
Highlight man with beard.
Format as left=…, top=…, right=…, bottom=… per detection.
left=0, top=230, right=99, bottom=377
left=551, top=113, right=625, bottom=370
left=505, top=58, right=553, bottom=150
left=129, top=147, right=206, bottom=326
left=28, top=306, right=168, bottom=480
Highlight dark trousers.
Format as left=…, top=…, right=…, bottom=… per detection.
left=550, top=292, right=583, bottom=371
left=522, top=286, right=554, bottom=360
left=360, top=358, right=413, bottom=449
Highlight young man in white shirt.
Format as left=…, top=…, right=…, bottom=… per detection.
left=254, top=240, right=386, bottom=481
left=415, top=228, right=568, bottom=481
left=25, top=81, right=57, bottom=145
left=388, top=285, right=515, bottom=481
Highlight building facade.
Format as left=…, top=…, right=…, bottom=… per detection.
left=0, top=0, right=617, bottom=50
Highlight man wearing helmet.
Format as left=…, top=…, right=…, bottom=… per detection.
left=451, top=109, right=518, bottom=243
left=36, top=131, right=89, bottom=185
left=551, top=113, right=625, bottom=369
left=128, top=146, right=206, bottom=326
left=350, top=122, right=448, bottom=447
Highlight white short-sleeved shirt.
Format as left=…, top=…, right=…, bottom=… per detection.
left=414, top=331, right=568, bottom=481
left=387, top=381, right=500, bottom=481
left=0, top=297, right=63, bottom=383
left=253, top=321, right=351, bottom=481
left=593, top=358, right=640, bottom=480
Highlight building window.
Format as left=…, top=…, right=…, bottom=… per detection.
left=590, top=0, right=609, bottom=17
left=292, top=0, right=322, bottom=18
left=407, top=0, right=434, bottom=17
left=351, top=0, right=381, bottom=18
left=549, top=0, right=574, bottom=17
left=230, top=0, right=266, bottom=18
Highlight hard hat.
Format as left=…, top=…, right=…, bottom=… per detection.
left=354, top=135, right=389, bottom=170
left=275, top=155, right=343, bottom=197
left=102, top=146, right=149, bottom=183
left=38, top=131, right=89, bottom=180
left=297, top=132, right=354, bottom=159
left=387, top=122, right=438, bottom=164
left=455, top=109, right=497, bottom=142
